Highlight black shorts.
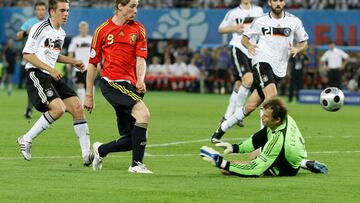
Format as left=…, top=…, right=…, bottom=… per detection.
left=74, top=71, right=87, bottom=84
left=230, top=46, right=252, bottom=81
left=26, top=68, right=77, bottom=112
left=100, top=78, right=144, bottom=116
left=251, top=62, right=283, bottom=101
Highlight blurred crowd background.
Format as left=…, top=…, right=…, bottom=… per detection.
left=1, top=0, right=360, bottom=10
left=0, top=0, right=359, bottom=100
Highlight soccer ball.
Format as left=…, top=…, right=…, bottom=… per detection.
left=320, top=87, right=345, bottom=112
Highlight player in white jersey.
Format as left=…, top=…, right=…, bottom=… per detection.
left=17, top=0, right=93, bottom=166
left=217, top=0, right=263, bottom=129
left=211, top=0, right=308, bottom=143
left=68, top=21, right=93, bottom=105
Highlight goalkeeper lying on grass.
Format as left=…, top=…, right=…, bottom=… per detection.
left=201, top=97, right=328, bottom=177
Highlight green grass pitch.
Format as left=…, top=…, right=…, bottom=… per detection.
left=0, top=89, right=359, bottom=202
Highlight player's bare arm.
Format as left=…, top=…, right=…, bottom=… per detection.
left=57, top=54, right=85, bottom=71
left=289, top=40, right=308, bottom=57
left=16, top=30, right=27, bottom=40
left=135, top=57, right=147, bottom=93
left=66, top=52, right=75, bottom=72
left=23, top=53, right=63, bottom=80
left=218, top=24, right=244, bottom=34
left=241, top=35, right=257, bottom=56
left=84, top=63, right=98, bottom=112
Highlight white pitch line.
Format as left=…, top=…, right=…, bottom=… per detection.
left=147, top=138, right=213, bottom=147
left=147, top=136, right=355, bottom=148
left=310, top=150, right=360, bottom=154
left=2, top=137, right=358, bottom=161
left=1, top=151, right=359, bottom=161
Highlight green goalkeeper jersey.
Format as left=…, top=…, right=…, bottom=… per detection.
left=228, top=115, right=307, bottom=177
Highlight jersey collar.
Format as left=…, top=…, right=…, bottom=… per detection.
left=268, top=11, right=286, bottom=19
left=239, top=4, right=252, bottom=11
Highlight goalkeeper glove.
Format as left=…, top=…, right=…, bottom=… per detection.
left=200, top=146, right=223, bottom=168
left=215, top=141, right=234, bottom=154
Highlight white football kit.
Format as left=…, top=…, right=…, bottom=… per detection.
left=68, top=35, right=92, bottom=71
left=244, top=12, right=309, bottom=77
left=23, top=19, right=66, bottom=74
left=219, top=4, right=263, bottom=58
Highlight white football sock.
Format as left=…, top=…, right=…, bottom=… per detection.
left=236, top=85, right=250, bottom=109
left=73, top=120, right=91, bottom=159
left=221, top=106, right=247, bottom=132
left=260, top=107, right=264, bottom=129
left=300, top=159, right=310, bottom=169
left=224, top=90, right=238, bottom=119
left=23, top=111, right=54, bottom=142
left=77, top=88, right=86, bottom=106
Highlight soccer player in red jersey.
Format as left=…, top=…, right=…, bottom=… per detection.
left=84, top=0, right=152, bottom=173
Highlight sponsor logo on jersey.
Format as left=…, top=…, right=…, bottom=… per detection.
left=261, top=27, right=292, bottom=37
left=77, top=42, right=91, bottom=48
left=44, top=38, right=63, bottom=50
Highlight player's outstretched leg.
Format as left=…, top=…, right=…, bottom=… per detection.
left=301, top=160, right=328, bottom=174
left=83, top=152, right=94, bottom=167
left=17, top=136, right=32, bottom=161
left=211, top=126, right=226, bottom=144
left=92, top=142, right=104, bottom=171
left=128, top=161, right=153, bottom=174
left=305, top=160, right=328, bottom=174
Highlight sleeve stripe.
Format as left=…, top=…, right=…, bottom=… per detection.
left=140, top=29, right=146, bottom=38
left=263, top=134, right=280, bottom=155
left=32, top=21, right=49, bottom=40
left=91, top=21, right=109, bottom=48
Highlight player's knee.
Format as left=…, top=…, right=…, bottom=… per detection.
left=72, top=102, right=85, bottom=118
left=133, top=102, right=150, bottom=123
left=242, top=73, right=253, bottom=87
left=138, top=109, right=150, bottom=123
left=265, top=91, right=277, bottom=99
left=50, top=104, right=66, bottom=118
left=245, top=102, right=257, bottom=114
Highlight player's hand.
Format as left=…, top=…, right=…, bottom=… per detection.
left=84, top=94, right=95, bottom=113
left=289, top=44, right=300, bottom=57
left=74, top=60, right=85, bottom=72
left=200, top=146, right=223, bottom=168
left=136, top=80, right=146, bottom=93
left=247, top=44, right=257, bottom=56
left=49, top=68, right=63, bottom=81
left=215, top=141, right=234, bottom=155
left=234, top=24, right=244, bottom=33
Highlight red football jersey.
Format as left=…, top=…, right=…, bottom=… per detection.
left=89, top=18, right=148, bottom=85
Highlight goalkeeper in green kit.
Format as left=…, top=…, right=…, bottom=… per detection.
left=201, top=98, right=328, bottom=177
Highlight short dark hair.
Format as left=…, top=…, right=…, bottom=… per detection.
left=263, top=98, right=288, bottom=123
left=48, top=0, right=69, bottom=15
left=115, top=0, right=130, bottom=10
left=34, top=1, right=47, bottom=10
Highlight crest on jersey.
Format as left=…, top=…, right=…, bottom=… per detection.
left=46, top=89, right=54, bottom=97
left=129, top=33, right=138, bottom=44
left=261, top=74, right=268, bottom=83
left=119, top=31, right=124, bottom=36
